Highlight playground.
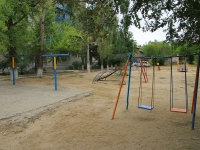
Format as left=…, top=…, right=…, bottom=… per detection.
left=0, top=64, right=200, bottom=149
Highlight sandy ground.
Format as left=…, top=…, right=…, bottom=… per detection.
left=0, top=65, right=200, bottom=150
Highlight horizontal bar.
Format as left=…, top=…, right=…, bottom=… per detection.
left=132, top=54, right=198, bottom=59
left=4, top=54, right=24, bottom=57
left=42, top=54, right=70, bottom=57
left=132, top=56, right=172, bottom=59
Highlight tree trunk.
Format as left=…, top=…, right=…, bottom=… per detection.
left=111, top=64, right=113, bottom=70
left=87, top=44, right=90, bottom=73
left=81, top=57, right=84, bottom=70
left=37, top=2, right=45, bottom=78
left=107, top=61, right=109, bottom=71
left=101, top=59, right=103, bottom=71
left=7, top=18, right=19, bottom=80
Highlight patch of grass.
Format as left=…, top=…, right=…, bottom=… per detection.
left=79, top=74, right=84, bottom=78
left=13, top=130, right=23, bottom=134
left=69, top=74, right=84, bottom=78
left=16, top=122, right=27, bottom=128
left=69, top=74, right=76, bottom=77
left=160, top=77, right=166, bottom=79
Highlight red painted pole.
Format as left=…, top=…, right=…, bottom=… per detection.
left=191, top=66, right=198, bottom=113
left=112, top=59, right=130, bottom=119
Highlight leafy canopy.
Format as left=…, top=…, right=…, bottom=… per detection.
left=128, top=0, right=200, bottom=46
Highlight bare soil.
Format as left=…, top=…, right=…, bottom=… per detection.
left=0, top=65, right=200, bottom=150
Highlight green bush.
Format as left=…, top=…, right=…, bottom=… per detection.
left=18, top=58, right=30, bottom=75
left=72, top=61, right=82, bottom=70
left=0, top=59, right=9, bottom=74
left=68, top=65, right=74, bottom=70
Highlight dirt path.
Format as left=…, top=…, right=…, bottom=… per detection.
left=0, top=65, right=200, bottom=150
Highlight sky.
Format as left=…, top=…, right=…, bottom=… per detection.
left=129, top=25, right=166, bottom=46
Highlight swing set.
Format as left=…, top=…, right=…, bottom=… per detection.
left=138, top=57, right=155, bottom=110
left=112, top=54, right=156, bottom=119
left=111, top=53, right=200, bottom=129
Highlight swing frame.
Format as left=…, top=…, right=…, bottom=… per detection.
left=138, top=57, right=156, bottom=110
left=170, top=56, right=188, bottom=113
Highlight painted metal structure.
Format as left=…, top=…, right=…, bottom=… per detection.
left=92, top=70, right=126, bottom=85
left=170, top=56, right=188, bottom=113
left=5, top=54, right=24, bottom=85
left=111, top=53, right=199, bottom=130
left=191, top=52, right=200, bottom=130
left=138, top=58, right=155, bottom=110
left=92, top=62, right=128, bottom=85
left=42, top=54, right=69, bottom=90
left=112, top=54, right=132, bottom=119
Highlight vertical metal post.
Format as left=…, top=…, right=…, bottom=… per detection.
left=126, top=54, right=132, bottom=110
left=54, top=57, right=57, bottom=90
left=112, top=58, right=130, bottom=119
left=184, top=57, right=188, bottom=110
left=170, top=57, right=173, bottom=110
left=12, top=57, right=15, bottom=85
left=191, top=52, right=200, bottom=130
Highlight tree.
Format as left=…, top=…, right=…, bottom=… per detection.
left=110, top=27, right=134, bottom=66
left=45, top=23, right=84, bottom=64
left=126, top=0, right=200, bottom=48
left=37, top=0, right=46, bottom=77
left=1, top=0, right=40, bottom=79
left=173, top=44, right=199, bottom=64
left=0, top=1, right=8, bottom=54
left=141, top=41, right=172, bottom=65
left=30, top=1, right=84, bottom=76
left=57, top=0, right=200, bottom=52
left=96, top=29, right=114, bottom=70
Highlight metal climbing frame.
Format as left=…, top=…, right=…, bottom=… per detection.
left=92, top=70, right=126, bottom=85
left=92, top=62, right=127, bottom=84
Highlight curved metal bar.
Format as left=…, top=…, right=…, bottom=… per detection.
left=42, top=54, right=69, bottom=57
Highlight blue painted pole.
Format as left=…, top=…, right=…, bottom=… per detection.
left=191, top=52, right=200, bottom=130
left=12, top=57, right=15, bottom=85
left=42, top=54, right=69, bottom=90
left=53, top=57, right=57, bottom=90
left=12, top=68, right=15, bottom=85
left=126, top=54, right=132, bottom=110
left=54, top=69, right=57, bottom=90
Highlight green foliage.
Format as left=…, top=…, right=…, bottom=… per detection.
left=72, top=61, right=82, bottom=70
left=17, top=56, right=32, bottom=75
left=141, top=41, right=172, bottom=65
left=0, top=0, right=41, bottom=70
left=0, top=59, right=9, bottom=73
left=110, top=28, right=135, bottom=65
left=142, top=41, right=172, bottom=57
left=126, top=0, right=200, bottom=46
left=0, top=1, right=8, bottom=53
left=96, top=27, right=114, bottom=64
left=173, top=44, right=199, bottom=64
left=48, top=24, right=83, bottom=53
